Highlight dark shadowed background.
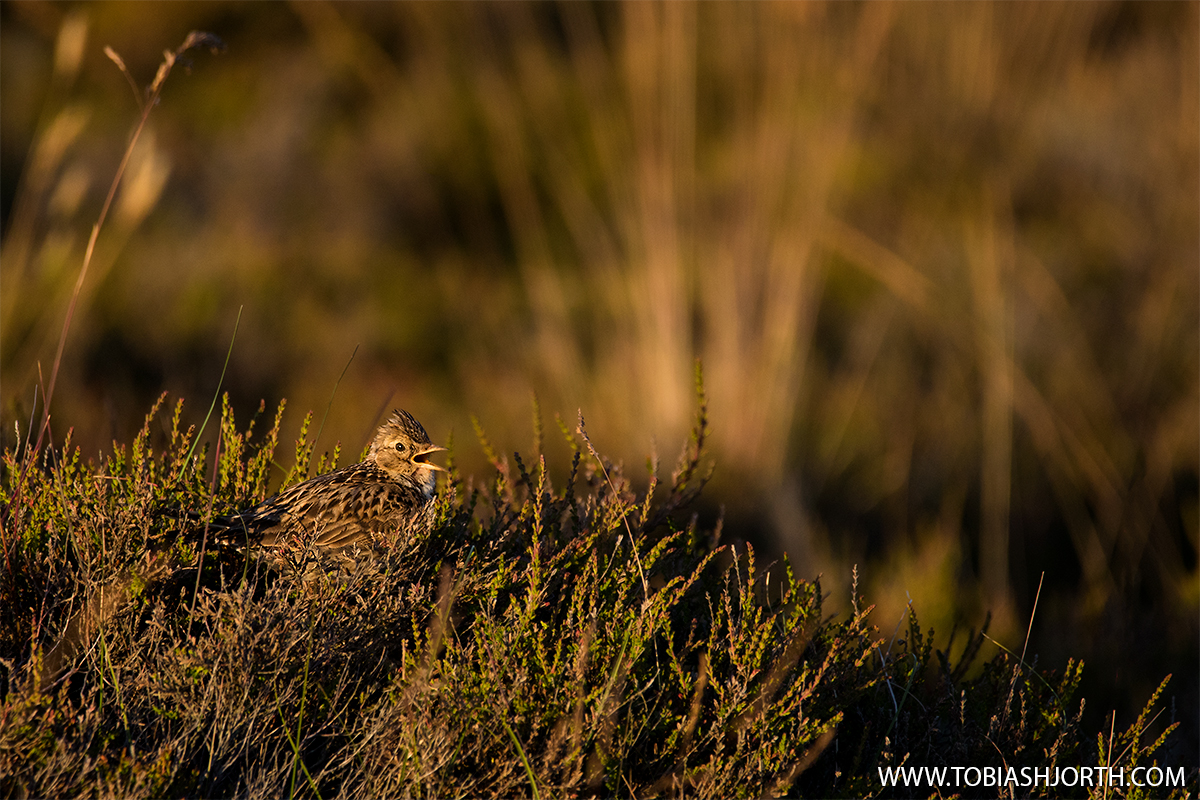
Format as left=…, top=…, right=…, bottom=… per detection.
left=2, top=0, right=1197, bottom=755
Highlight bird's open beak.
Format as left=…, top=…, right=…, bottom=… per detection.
left=414, top=444, right=448, bottom=472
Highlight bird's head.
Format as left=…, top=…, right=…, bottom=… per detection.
left=369, top=409, right=447, bottom=498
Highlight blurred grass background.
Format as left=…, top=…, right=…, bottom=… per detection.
left=2, top=0, right=1197, bottom=753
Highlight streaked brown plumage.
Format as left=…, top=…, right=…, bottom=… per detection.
left=212, top=409, right=446, bottom=553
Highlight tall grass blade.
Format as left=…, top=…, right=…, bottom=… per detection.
left=176, top=306, right=242, bottom=485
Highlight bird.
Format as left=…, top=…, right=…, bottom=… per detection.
left=35, top=409, right=446, bottom=691
left=208, top=409, right=447, bottom=555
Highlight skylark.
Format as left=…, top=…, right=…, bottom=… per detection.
left=211, top=408, right=447, bottom=554
left=36, top=409, right=446, bottom=690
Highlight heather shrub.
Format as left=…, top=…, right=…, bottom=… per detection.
left=0, top=389, right=1185, bottom=798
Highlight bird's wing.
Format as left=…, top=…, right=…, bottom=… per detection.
left=203, top=461, right=429, bottom=552
left=210, top=467, right=352, bottom=544
left=259, top=473, right=426, bottom=551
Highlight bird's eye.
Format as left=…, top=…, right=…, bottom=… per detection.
left=395, top=442, right=406, bottom=452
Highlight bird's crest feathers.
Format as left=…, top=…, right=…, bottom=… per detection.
left=378, top=409, right=431, bottom=446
